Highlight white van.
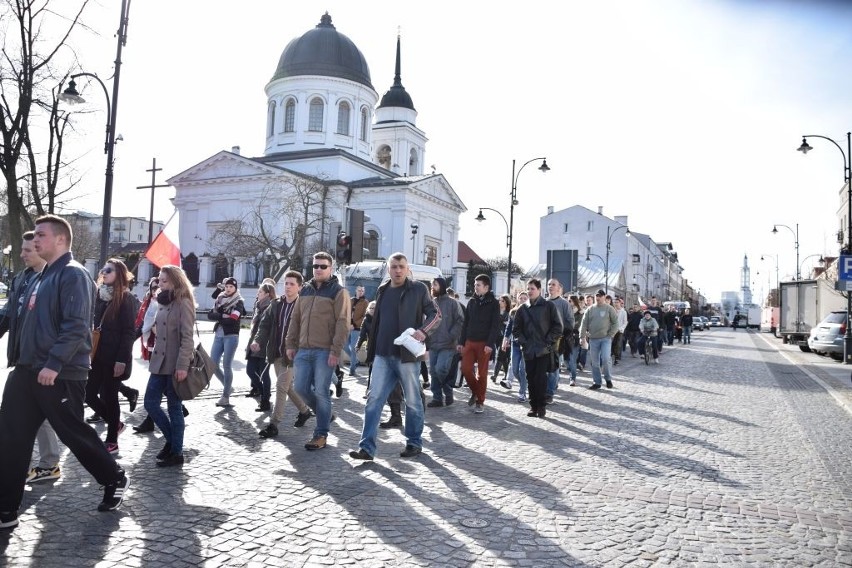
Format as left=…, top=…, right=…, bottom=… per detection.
left=339, top=260, right=445, bottom=299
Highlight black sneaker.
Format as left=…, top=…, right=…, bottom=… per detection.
left=588, top=384, right=601, bottom=390
left=544, top=395, right=554, bottom=404
left=467, top=394, right=476, bottom=407
left=349, top=448, right=374, bottom=461
left=426, top=400, right=444, bottom=408
left=605, top=381, right=613, bottom=389
left=245, top=389, right=259, bottom=398
left=86, top=413, right=104, bottom=424
left=98, top=473, right=129, bottom=512
left=156, top=443, right=172, bottom=461
left=182, top=405, right=189, bottom=418
left=255, top=402, right=271, bottom=412
left=335, top=379, right=343, bottom=398
left=259, top=424, right=279, bottom=438
left=400, top=445, right=422, bottom=458
left=380, top=415, right=402, bottom=429
left=0, top=510, right=18, bottom=530
left=293, top=411, right=313, bottom=428
left=157, top=454, right=184, bottom=468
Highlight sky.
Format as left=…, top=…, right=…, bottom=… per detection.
left=28, top=0, right=852, bottom=303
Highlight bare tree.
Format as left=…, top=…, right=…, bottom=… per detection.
left=208, top=175, right=337, bottom=280
left=66, top=215, right=98, bottom=261
left=0, top=0, right=90, bottom=268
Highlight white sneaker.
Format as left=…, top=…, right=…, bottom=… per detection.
left=215, top=396, right=232, bottom=407
left=474, top=403, right=484, bottom=414
left=653, top=359, right=659, bottom=364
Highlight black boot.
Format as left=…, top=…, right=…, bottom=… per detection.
left=182, top=404, right=189, bottom=417
left=133, top=415, right=155, bottom=434
left=380, top=403, right=403, bottom=429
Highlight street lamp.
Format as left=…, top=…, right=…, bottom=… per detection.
left=585, top=252, right=606, bottom=291
left=760, top=254, right=779, bottom=307
left=632, top=273, right=648, bottom=300
left=59, top=0, right=130, bottom=267
left=604, top=224, right=630, bottom=295
left=475, top=208, right=510, bottom=277
left=410, top=223, right=419, bottom=261
left=507, top=157, right=550, bottom=291
left=799, top=254, right=825, bottom=279
left=771, top=223, right=800, bottom=280
left=798, top=132, right=852, bottom=364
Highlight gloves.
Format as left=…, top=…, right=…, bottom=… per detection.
left=394, top=328, right=426, bottom=358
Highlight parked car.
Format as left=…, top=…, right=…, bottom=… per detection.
left=708, top=316, right=722, bottom=327
left=693, top=316, right=707, bottom=331
left=807, top=311, right=847, bottom=360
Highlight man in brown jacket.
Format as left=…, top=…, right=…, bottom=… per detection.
left=286, top=252, right=351, bottom=450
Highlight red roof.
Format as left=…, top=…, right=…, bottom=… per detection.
left=458, top=241, right=485, bottom=264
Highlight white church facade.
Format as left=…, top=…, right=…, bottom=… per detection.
left=164, top=13, right=465, bottom=307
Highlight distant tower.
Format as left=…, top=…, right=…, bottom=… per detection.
left=740, top=254, right=753, bottom=306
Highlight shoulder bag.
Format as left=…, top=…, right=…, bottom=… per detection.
left=172, top=307, right=216, bottom=401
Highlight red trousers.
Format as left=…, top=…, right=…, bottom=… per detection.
left=461, top=340, right=491, bottom=404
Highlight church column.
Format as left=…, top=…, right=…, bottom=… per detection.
left=233, top=257, right=247, bottom=286
left=137, top=259, right=152, bottom=287
left=199, top=255, right=215, bottom=286
left=453, top=264, right=467, bottom=298
left=492, top=270, right=508, bottom=297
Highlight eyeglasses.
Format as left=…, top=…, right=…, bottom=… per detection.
left=312, top=264, right=330, bottom=270
left=100, top=267, right=113, bottom=275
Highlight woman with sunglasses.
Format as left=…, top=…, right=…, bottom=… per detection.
left=86, top=259, right=137, bottom=455
left=209, top=277, right=245, bottom=407
left=144, top=265, right=196, bottom=467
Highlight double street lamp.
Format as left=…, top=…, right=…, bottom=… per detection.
left=632, top=273, right=648, bottom=299
left=797, top=131, right=852, bottom=364
left=800, top=254, right=825, bottom=279
left=585, top=252, right=606, bottom=293
left=59, top=0, right=130, bottom=267
left=771, top=223, right=800, bottom=281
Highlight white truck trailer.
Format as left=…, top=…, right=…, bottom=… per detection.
left=778, top=279, right=847, bottom=351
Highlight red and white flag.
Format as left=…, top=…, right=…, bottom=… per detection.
left=145, top=210, right=181, bottom=268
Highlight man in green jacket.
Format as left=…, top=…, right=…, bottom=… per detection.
left=579, top=289, right=619, bottom=390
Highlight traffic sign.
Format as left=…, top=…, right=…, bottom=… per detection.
left=840, top=255, right=852, bottom=281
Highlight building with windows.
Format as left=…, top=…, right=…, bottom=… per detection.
left=167, top=13, right=465, bottom=299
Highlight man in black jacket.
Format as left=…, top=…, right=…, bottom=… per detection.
left=349, top=253, right=441, bottom=460
left=458, top=274, right=501, bottom=414
left=0, top=216, right=129, bottom=532
left=514, top=279, right=563, bottom=418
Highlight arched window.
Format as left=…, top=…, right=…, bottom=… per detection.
left=337, top=101, right=350, bottom=135
left=409, top=148, right=419, bottom=175
left=284, top=99, right=296, bottom=132
left=360, top=107, right=369, bottom=141
left=376, top=145, right=392, bottom=169
left=267, top=102, right=275, bottom=138
left=308, top=98, right=324, bottom=132
left=365, top=229, right=379, bottom=259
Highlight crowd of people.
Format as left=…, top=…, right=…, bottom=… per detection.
left=0, top=218, right=696, bottom=531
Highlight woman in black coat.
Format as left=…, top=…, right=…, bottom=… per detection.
left=86, top=259, right=137, bottom=455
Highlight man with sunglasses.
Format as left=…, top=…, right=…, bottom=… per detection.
left=286, top=252, right=351, bottom=451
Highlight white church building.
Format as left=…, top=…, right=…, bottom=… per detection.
left=164, top=13, right=465, bottom=306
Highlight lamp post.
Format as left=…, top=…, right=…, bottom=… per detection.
left=798, top=132, right=852, bottom=364
left=410, top=223, right=419, bottom=261
left=585, top=252, right=606, bottom=292
left=760, top=254, right=779, bottom=307
left=633, top=273, right=648, bottom=300
left=799, top=254, right=825, bottom=279
left=59, top=0, right=130, bottom=267
left=771, top=224, right=800, bottom=280
left=475, top=208, right=510, bottom=277
left=507, top=157, right=550, bottom=291
left=604, top=224, right=630, bottom=295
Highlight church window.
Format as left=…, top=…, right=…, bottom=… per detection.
left=377, top=145, right=392, bottom=169
left=424, top=244, right=437, bottom=267
left=337, top=101, right=351, bottom=135
left=308, top=98, right=324, bottom=132
left=284, top=100, right=295, bottom=132
left=267, top=101, right=275, bottom=137
left=360, top=107, right=368, bottom=141
left=408, top=148, right=419, bottom=175
left=365, top=229, right=379, bottom=259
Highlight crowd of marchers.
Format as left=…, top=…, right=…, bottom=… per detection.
left=0, top=220, right=696, bottom=532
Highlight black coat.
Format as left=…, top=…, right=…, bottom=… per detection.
left=92, top=292, right=136, bottom=380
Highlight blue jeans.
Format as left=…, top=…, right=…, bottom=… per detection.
left=638, top=335, right=659, bottom=358
left=359, top=355, right=423, bottom=457
left=546, top=361, right=561, bottom=396
left=293, top=349, right=334, bottom=438
left=567, top=345, right=578, bottom=380
left=343, top=330, right=360, bottom=374
left=429, top=349, right=455, bottom=403
left=144, top=373, right=185, bottom=454
left=211, top=333, right=239, bottom=397
left=510, top=342, right=527, bottom=398
left=682, top=325, right=692, bottom=344
left=588, top=337, right=613, bottom=386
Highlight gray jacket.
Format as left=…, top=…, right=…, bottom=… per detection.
left=428, top=294, right=464, bottom=351
left=549, top=296, right=574, bottom=336
left=148, top=294, right=196, bottom=376
left=16, top=252, right=94, bottom=378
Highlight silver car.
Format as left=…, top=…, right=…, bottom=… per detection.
left=807, top=311, right=846, bottom=360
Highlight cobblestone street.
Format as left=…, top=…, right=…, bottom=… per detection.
left=1, top=325, right=851, bottom=567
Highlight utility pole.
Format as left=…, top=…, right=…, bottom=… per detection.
left=136, top=158, right=170, bottom=244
